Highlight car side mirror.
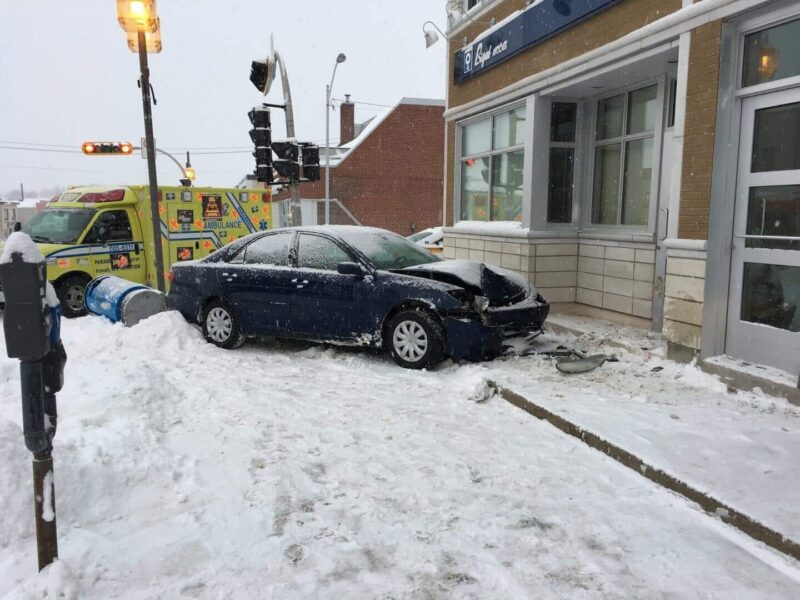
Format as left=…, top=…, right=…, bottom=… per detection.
left=337, top=262, right=363, bottom=276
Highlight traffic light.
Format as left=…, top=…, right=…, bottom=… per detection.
left=248, top=105, right=273, bottom=184
left=272, top=141, right=300, bottom=181
left=301, top=144, right=321, bottom=181
left=250, top=56, right=276, bottom=96
left=81, top=142, right=134, bottom=156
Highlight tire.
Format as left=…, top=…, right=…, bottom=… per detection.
left=385, top=309, right=446, bottom=370
left=57, top=275, right=90, bottom=318
left=202, top=300, right=245, bottom=349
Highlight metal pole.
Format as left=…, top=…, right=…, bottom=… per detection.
left=325, top=84, right=330, bottom=226
left=32, top=451, right=57, bottom=570
left=274, top=52, right=300, bottom=218
left=20, top=183, right=24, bottom=201
left=137, top=30, right=166, bottom=293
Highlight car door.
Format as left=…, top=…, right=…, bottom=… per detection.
left=290, top=233, right=379, bottom=341
left=218, top=232, right=296, bottom=334
left=82, top=209, right=147, bottom=284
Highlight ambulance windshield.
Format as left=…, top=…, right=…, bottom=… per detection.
left=22, top=209, right=95, bottom=244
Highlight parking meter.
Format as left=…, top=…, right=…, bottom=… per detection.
left=0, top=251, right=52, bottom=454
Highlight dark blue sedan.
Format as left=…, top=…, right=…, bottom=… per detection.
left=166, top=226, right=549, bottom=369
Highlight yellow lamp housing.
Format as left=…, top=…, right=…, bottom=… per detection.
left=117, top=0, right=158, bottom=34
left=127, top=19, right=163, bottom=53
left=184, top=167, right=197, bottom=181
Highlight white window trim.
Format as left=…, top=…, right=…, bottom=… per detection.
left=581, top=76, right=667, bottom=235
left=454, top=100, right=528, bottom=224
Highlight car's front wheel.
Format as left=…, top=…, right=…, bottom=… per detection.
left=386, top=309, right=445, bottom=369
left=202, top=300, right=245, bottom=349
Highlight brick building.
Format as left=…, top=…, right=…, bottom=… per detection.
left=273, top=97, right=445, bottom=236
left=441, top=0, right=800, bottom=378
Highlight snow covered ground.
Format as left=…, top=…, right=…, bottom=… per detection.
left=1, top=312, right=799, bottom=598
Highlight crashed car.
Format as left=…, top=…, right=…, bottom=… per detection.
left=166, top=226, right=549, bottom=369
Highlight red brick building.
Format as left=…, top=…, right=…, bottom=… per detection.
left=273, top=97, right=445, bottom=236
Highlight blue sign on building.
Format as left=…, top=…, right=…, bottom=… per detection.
left=454, top=0, right=622, bottom=84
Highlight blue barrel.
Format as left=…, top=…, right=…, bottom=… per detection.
left=85, top=276, right=166, bottom=326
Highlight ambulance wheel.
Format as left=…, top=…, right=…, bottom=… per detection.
left=203, top=300, right=245, bottom=349
left=57, top=275, right=90, bottom=318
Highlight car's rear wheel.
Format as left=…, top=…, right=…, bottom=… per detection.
left=386, top=309, right=445, bottom=369
left=203, top=300, right=245, bottom=349
left=57, top=274, right=90, bottom=318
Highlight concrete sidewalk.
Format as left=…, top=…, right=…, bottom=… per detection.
left=486, top=318, right=800, bottom=552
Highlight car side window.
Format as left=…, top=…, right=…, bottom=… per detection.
left=83, top=210, right=133, bottom=244
left=238, top=233, right=291, bottom=266
left=297, top=234, right=350, bottom=271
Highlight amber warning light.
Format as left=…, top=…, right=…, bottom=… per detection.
left=82, top=142, right=134, bottom=156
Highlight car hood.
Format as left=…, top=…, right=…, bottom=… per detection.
left=398, top=259, right=531, bottom=304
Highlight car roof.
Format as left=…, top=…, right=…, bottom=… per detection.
left=267, top=225, right=394, bottom=236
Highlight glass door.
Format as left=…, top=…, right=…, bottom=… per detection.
left=726, top=88, right=800, bottom=375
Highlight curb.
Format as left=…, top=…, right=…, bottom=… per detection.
left=492, top=382, right=800, bottom=563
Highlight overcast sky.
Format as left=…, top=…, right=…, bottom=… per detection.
left=0, top=1, right=447, bottom=196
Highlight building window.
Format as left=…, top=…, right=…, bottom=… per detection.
left=743, top=17, right=800, bottom=87
left=548, top=102, right=577, bottom=223
left=465, top=0, right=480, bottom=11
left=460, top=105, right=526, bottom=222
left=591, top=85, right=658, bottom=226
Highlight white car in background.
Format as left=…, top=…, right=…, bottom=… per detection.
left=407, top=227, right=443, bottom=253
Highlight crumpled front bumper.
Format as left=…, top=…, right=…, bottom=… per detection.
left=442, top=294, right=550, bottom=361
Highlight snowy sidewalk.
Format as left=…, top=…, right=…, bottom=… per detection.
left=1, top=313, right=799, bottom=598
left=486, top=327, right=800, bottom=547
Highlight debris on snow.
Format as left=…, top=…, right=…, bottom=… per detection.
left=469, top=378, right=496, bottom=403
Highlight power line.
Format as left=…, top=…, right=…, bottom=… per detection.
left=0, top=145, right=83, bottom=154
left=331, top=98, right=394, bottom=108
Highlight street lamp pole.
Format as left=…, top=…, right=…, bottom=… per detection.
left=325, top=53, right=346, bottom=226
left=136, top=30, right=165, bottom=292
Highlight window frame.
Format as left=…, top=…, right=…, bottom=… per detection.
left=546, top=97, right=583, bottom=227
left=456, top=100, right=527, bottom=223
left=583, top=77, right=666, bottom=234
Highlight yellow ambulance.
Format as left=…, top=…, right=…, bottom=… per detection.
left=5, top=184, right=272, bottom=317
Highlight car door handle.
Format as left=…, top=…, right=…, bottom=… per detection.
left=222, top=272, right=238, bottom=282
left=291, top=278, right=308, bottom=288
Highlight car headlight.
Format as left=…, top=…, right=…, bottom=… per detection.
left=473, top=295, right=489, bottom=313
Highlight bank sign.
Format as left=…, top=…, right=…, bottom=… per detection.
left=454, top=0, right=622, bottom=83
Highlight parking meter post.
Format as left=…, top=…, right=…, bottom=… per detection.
left=0, top=243, right=61, bottom=571
left=32, top=451, right=58, bottom=570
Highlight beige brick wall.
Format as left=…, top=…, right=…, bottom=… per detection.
left=577, top=242, right=656, bottom=319
left=662, top=251, right=707, bottom=350
left=444, top=234, right=657, bottom=318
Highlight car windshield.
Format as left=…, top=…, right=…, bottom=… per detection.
left=340, top=230, right=442, bottom=270
left=21, top=209, right=95, bottom=244
left=407, top=230, right=433, bottom=242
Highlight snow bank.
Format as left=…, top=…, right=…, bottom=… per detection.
left=0, top=232, right=43, bottom=264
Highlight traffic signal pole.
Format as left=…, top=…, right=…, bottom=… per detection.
left=137, top=30, right=166, bottom=293
left=273, top=51, right=301, bottom=219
